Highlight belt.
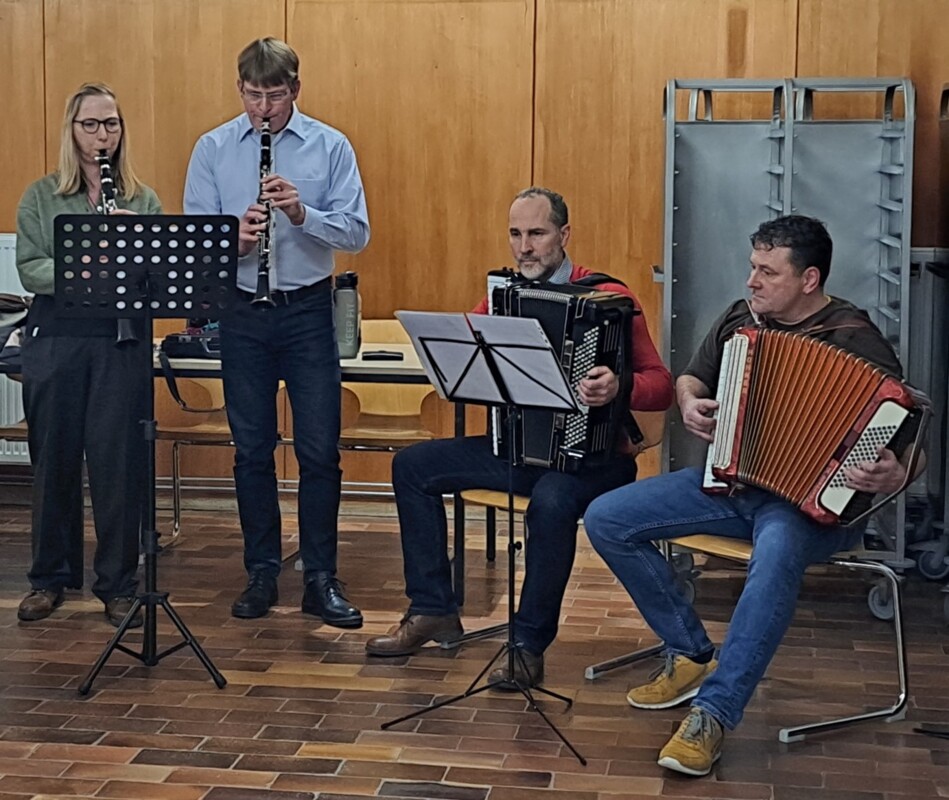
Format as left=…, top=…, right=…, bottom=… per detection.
left=239, top=276, right=331, bottom=306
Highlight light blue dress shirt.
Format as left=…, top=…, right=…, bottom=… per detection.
left=183, top=107, right=370, bottom=292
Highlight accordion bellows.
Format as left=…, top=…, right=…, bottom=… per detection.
left=706, top=327, right=920, bottom=525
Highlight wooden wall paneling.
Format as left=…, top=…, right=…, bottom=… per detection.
left=287, top=0, right=535, bottom=320
left=797, top=0, right=949, bottom=246
left=534, top=0, right=798, bottom=476
left=1, top=0, right=46, bottom=232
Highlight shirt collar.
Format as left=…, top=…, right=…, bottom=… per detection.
left=547, top=255, right=573, bottom=284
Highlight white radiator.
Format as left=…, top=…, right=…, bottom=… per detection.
left=0, top=233, right=29, bottom=464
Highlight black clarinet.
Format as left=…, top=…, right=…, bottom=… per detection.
left=96, top=149, right=136, bottom=344
left=252, top=118, right=276, bottom=306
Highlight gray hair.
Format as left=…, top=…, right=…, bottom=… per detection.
left=515, top=187, right=568, bottom=228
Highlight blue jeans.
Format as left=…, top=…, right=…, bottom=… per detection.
left=584, top=467, right=861, bottom=730
left=392, top=435, right=637, bottom=655
left=220, top=280, right=342, bottom=583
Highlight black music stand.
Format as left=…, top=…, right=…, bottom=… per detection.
left=385, top=311, right=587, bottom=764
left=52, top=214, right=239, bottom=695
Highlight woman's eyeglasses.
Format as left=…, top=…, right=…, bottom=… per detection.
left=73, top=117, right=123, bottom=134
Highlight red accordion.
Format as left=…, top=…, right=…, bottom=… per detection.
left=703, top=327, right=925, bottom=526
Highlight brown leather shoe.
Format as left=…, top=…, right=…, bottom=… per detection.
left=365, top=613, right=463, bottom=656
left=489, top=647, right=544, bottom=690
left=17, top=589, right=64, bottom=621
left=105, top=596, right=144, bottom=629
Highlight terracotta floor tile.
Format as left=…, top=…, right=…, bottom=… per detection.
left=162, top=766, right=276, bottom=788
left=95, top=780, right=208, bottom=799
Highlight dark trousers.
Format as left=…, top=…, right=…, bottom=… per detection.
left=220, top=281, right=341, bottom=584
left=392, top=435, right=637, bottom=655
left=22, top=335, right=147, bottom=601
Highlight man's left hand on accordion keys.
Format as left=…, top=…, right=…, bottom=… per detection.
left=577, top=365, right=620, bottom=407
left=842, top=444, right=925, bottom=496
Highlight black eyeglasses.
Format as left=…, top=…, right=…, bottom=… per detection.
left=73, top=117, right=122, bottom=134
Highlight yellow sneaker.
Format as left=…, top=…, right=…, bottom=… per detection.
left=658, top=707, right=723, bottom=776
left=627, top=653, right=717, bottom=709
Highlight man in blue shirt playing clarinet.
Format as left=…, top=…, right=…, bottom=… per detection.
left=184, top=37, right=370, bottom=626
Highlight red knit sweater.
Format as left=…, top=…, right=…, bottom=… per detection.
left=472, top=264, right=673, bottom=412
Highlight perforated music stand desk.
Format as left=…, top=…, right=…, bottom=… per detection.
left=53, top=213, right=239, bottom=694
left=390, top=310, right=587, bottom=764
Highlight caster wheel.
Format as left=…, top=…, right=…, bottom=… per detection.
left=671, top=551, right=695, bottom=574
left=676, top=578, right=696, bottom=605
left=916, top=550, right=949, bottom=581
left=868, top=581, right=894, bottom=621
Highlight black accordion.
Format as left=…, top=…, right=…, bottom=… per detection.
left=490, top=279, right=635, bottom=473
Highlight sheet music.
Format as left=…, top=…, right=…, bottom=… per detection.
left=395, top=311, right=502, bottom=402
left=396, top=310, right=577, bottom=411
left=467, top=315, right=576, bottom=411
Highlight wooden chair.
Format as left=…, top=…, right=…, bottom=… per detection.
left=584, top=534, right=908, bottom=743
left=156, top=378, right=295, bottom=541
left=339, top=318, right=439, bottom=486
left=0, top=420, right=29, bottom=444
left=155, top=377, right=233, bottom=541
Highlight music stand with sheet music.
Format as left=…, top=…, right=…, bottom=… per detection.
left=52, top=214, right=238, bottom=695
left=383, top=310, right=588, bottom=764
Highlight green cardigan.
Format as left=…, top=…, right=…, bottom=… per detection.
left=16, top=173, right=162, bottom=296
left=15, top=173, right=162, bottom=337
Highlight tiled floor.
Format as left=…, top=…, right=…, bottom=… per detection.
left=0, top=497, right=947, bottom=799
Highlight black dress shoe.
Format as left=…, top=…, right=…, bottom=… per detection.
left=302, top=572, right=363, bottom=628
left=231, top=572, right=278, bottom=619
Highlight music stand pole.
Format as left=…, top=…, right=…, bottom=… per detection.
left=381, top=318, right=587, bottom=765
left=52, top=214, right=235, bottom=695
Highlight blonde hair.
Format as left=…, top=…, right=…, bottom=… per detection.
left=55, top=82, right=144, bottom=199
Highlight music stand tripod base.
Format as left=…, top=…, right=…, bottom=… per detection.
left=388, top=310, right=587, bottom=765
left=55, top=214, right=237, bottom=695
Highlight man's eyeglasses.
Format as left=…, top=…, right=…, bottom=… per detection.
left=73, top=117, right=122, bottom=134
left=241, top=87, right=293, bottom=105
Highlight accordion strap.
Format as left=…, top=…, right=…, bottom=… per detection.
left=795, top=320, right=875, bottom=336
left=572, top=272, right=628, bottom=289
left=747, top=298, right=876, bottom=337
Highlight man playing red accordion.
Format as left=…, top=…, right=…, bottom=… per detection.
left=584, top=215, right=922, bottom=777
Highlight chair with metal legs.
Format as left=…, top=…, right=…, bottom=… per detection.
left=584, top=534, right=908, bottom=743
left=155, top=377, right=233, bottom=542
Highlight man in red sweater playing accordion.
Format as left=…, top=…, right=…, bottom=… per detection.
left=366, top=187, right=674, bottom=687
left=584, top=214, right=920, bottom=777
